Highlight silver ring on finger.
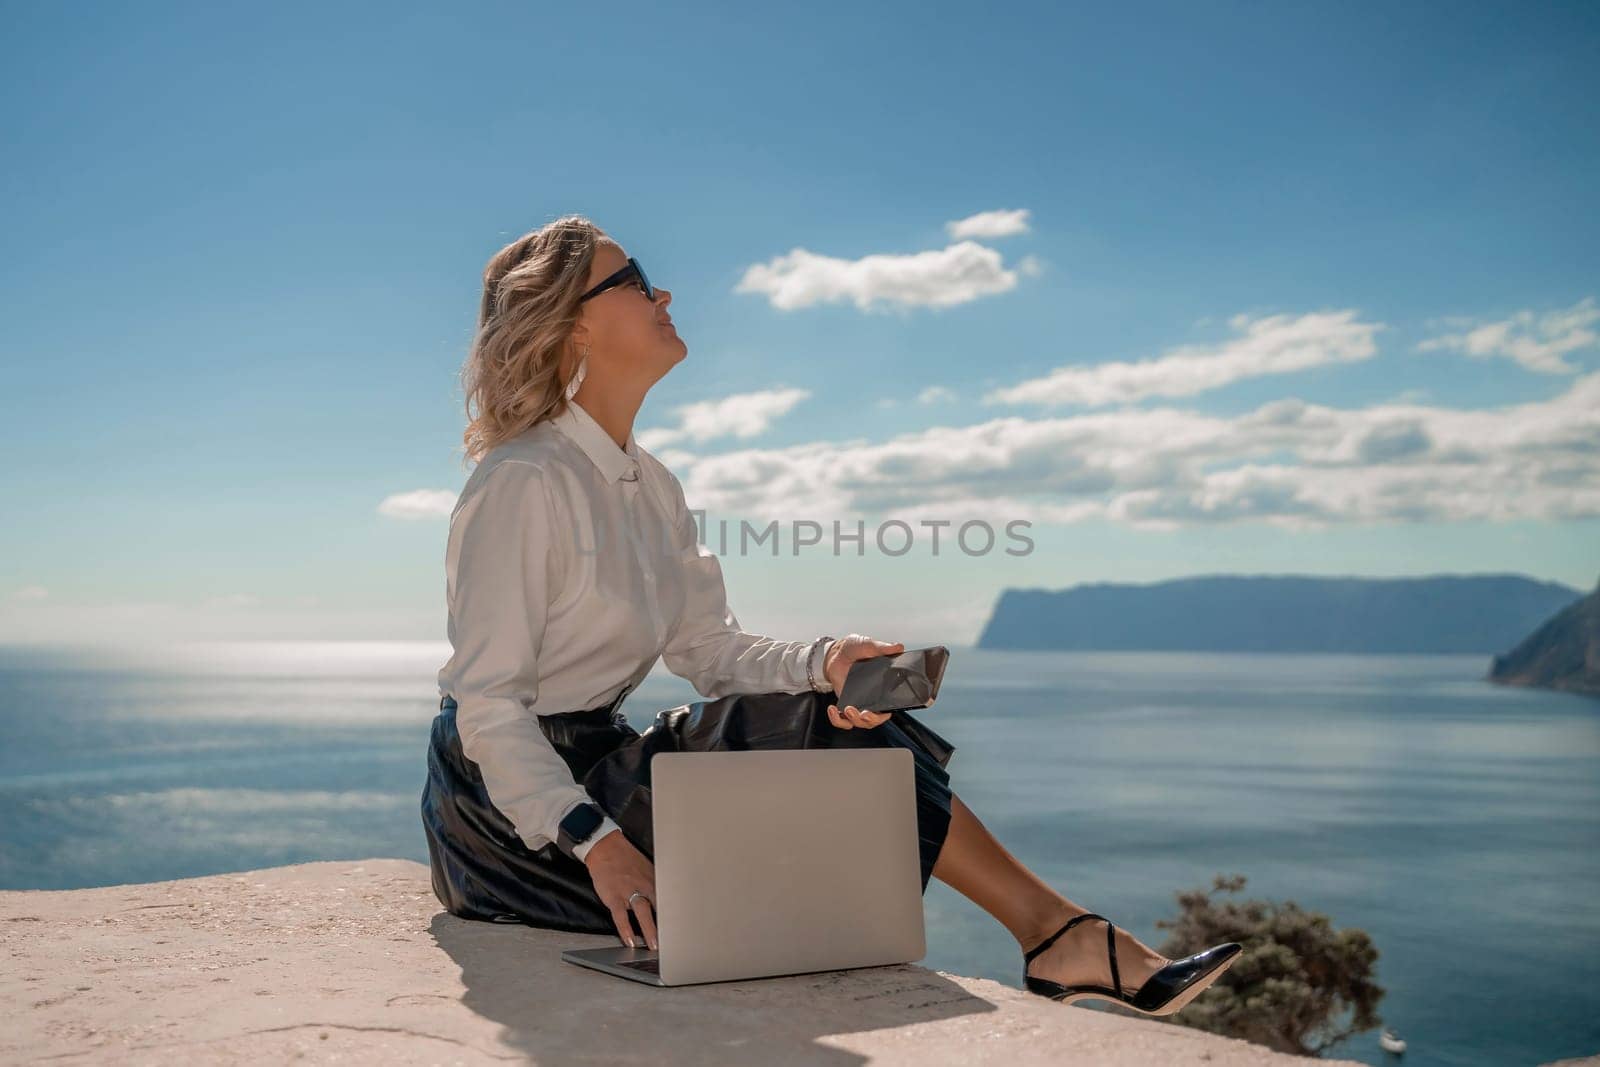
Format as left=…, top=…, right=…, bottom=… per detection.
left=627, top=890, right=648, bottom=909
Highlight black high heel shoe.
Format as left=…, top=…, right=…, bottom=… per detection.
left=1022, top=911, right=1243, bottom=1017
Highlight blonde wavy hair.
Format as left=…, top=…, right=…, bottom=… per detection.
left=459, top=214, right=607, bottom=466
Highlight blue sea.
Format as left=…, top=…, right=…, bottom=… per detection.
left=2, top=642, right=1596, bottom=1066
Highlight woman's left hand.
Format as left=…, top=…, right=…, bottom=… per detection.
left=823, top=634, right=904, bottom=730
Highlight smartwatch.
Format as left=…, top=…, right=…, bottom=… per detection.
left=556, top=801, right=607, bottom=859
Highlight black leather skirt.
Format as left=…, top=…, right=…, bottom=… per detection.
left=420, top=686, right=957, bottom=936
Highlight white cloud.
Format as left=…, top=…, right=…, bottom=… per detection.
left=639, top=388, right=809, bottom=449
left=378, top=488, right=456, bottom=520
left=735, top=240, right=1023, bottom=311
left=635, top=426, right=680, bottom=451
left=918, top=386, right=957, bottom=405
left=945, top=208, right=1032, bottom=240
left=986, top=309, right=1384, bottom=408
left=1416, top=296, right=1598, bottom=375
left=10, top=585, right=48, bottom=601
left=652, top=447, right=699, bottom=471
left=666, top=371, right=1600, bottom=531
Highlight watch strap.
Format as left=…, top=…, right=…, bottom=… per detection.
left=555, top=800, right=606, bottom=859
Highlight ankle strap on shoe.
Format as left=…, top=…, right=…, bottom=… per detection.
left=1023, top=911, right=1127, bottom=1000
left=1024, top=910, right=1108, bottom=965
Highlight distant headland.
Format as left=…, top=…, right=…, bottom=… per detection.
left=1488, top=579, right=1600, bottom=697
left=977, top=573, right=1586, bottom=655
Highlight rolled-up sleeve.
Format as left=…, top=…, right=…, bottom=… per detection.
left=656, top=466, right=834, bottom=699
left=447, top=461, right=621, bottom=859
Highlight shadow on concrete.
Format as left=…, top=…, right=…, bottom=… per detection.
left=430, top=912, right=997, bottom=1064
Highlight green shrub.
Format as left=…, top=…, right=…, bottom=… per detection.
left=1148, top=873, right=1385, bottom=1057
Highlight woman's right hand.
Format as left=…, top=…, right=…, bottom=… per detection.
left=582, top=830, right=658, bottom=950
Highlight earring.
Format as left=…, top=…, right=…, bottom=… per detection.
left=564, top=341, right=589, bottom=401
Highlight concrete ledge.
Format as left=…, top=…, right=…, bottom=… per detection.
left=3, top=858, right=1363, bottom=1065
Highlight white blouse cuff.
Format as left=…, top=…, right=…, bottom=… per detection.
left=570, top=814, right=624, bottom=863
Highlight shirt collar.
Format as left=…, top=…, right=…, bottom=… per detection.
left=551, top=399, right=640, bottom=483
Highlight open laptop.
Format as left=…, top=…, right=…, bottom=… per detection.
left=561, top=747, right=927, bottom=987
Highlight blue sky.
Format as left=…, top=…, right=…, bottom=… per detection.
left=2, top=0, right=1597, bottom=647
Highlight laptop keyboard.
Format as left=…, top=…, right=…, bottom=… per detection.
left=619, top=956, right=660, bottom=974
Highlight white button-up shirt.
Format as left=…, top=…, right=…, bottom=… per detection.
left=437, top=398, right=834, bottom=861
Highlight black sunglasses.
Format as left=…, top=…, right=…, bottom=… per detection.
left=579, top=256, right=654, bottom=303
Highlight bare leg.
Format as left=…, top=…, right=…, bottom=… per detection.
left=931, top=792, right=1171, bottom=990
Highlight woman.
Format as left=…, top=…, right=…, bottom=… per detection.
left=419, top=215, right=1242, bottom=1016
